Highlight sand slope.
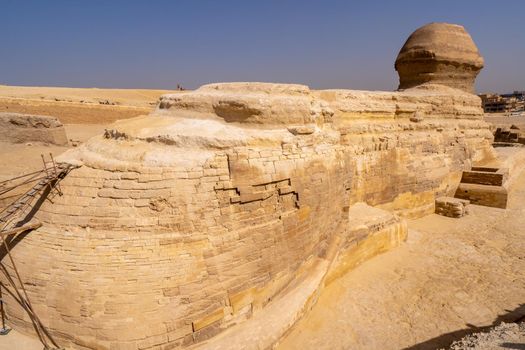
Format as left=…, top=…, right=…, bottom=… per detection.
left=0, top=85, right=179, bottom=124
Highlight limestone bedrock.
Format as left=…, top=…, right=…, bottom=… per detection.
left=395, top=22, right=484, bottom=93
left=0, top=112, right=68, bottom=145
left=2, top=22, right=498, bottom=350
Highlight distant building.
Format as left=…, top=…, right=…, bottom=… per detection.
left=479, top=92, right=525, bottom=113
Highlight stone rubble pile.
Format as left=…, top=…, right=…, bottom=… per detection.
left=435, top=197, right=470, bottom=218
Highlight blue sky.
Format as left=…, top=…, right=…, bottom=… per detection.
left=1, top=0, right=523, bottom=93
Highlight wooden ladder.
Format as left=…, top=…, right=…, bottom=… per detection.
left=0, top=158, right=77, bottom=232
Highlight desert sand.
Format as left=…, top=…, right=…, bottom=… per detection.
left=0, top=84, right=172, bottom=178
left=0, top=84, right=176, bottom=124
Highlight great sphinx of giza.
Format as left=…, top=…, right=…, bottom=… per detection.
left=2, top=23, right=493, bottom=349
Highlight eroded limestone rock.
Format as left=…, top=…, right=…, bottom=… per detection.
left=2, top=23, right=497, bottom=350
left=395, top=22, right=484, bottom=93
left=0, top=112, right=68, bottom=145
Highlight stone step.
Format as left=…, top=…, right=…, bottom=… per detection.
left=460, top=169, right=507, bottom=186
left=455, top=183, right=507, bottom=209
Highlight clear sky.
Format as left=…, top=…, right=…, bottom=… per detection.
left=1, top=0, right=523, bottom=93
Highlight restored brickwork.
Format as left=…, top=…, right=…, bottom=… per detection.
left=1, top=81, right=494, bottom=349
left=1, top=23, right=496, bottom=350
left=0, top=112, right=68, bottom=145
left=455, top=167, right=511, bottom=209
left=455, top=183, right=508, bottom=209
left=435, top=197, right=470, bottom=218
left=461, top=167, right=508, bottom=186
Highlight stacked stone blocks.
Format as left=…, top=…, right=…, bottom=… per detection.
left=455, top=167, right=509, bottom=209
left=435, top=197, right=470, bottom=218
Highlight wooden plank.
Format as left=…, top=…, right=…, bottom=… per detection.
left=0, top=163, right=77, bottom=225
left=0, top=220, right=42, bottom=239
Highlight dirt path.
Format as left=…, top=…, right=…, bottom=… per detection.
left=5, top=172, right=523, bottom=350
left=278, top=172, right=525, bottom=350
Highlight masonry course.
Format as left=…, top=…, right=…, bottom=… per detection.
left=0, top=22, right=499, bottom=350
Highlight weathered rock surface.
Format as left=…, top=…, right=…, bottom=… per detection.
left=3, top=80, right=493, bottom=349
left=1, top=23, right=498, bottom=350
left=0, top=112, right=68, bottom=145
left=435, top=196, right=469, bottom=218
left=395, top=23, right=484, bottom=93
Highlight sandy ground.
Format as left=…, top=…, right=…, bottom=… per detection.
left=0, top=124, right=105, bottom=182
left=278, top=170, right=525, bottom=350
left=0, top=84, right=177, bottom=124
left=447, top=322, right=525, bottom=350
left=0, top=84, right=173, bottom=106
left=0, top=329, right=42, bottom=350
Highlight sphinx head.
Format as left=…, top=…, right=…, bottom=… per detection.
left=395, top=22, right=484, bottom=93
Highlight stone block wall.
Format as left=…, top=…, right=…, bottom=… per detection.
left=455, top=183, right=508, bottom=209
left=6, top=137, right=350, bottom=349
left=494, top=127, right=525, bottom=144
left=2, top=82, right=494, bottom=349
left=454, top=165, right=515, bottom=209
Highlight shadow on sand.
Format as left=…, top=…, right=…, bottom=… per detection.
left=0, top=184, right=54, bottom=261
left=403, top=304, right=525, bottom=349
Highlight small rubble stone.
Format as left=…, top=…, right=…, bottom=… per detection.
left=435, top=196, right=470, bottom=218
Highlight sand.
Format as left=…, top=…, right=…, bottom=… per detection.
left=0, top=84, right=178, bottom=124
left=0, top=124, right=105, bottom=181
left=277, top=168, right=525, bottom=350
